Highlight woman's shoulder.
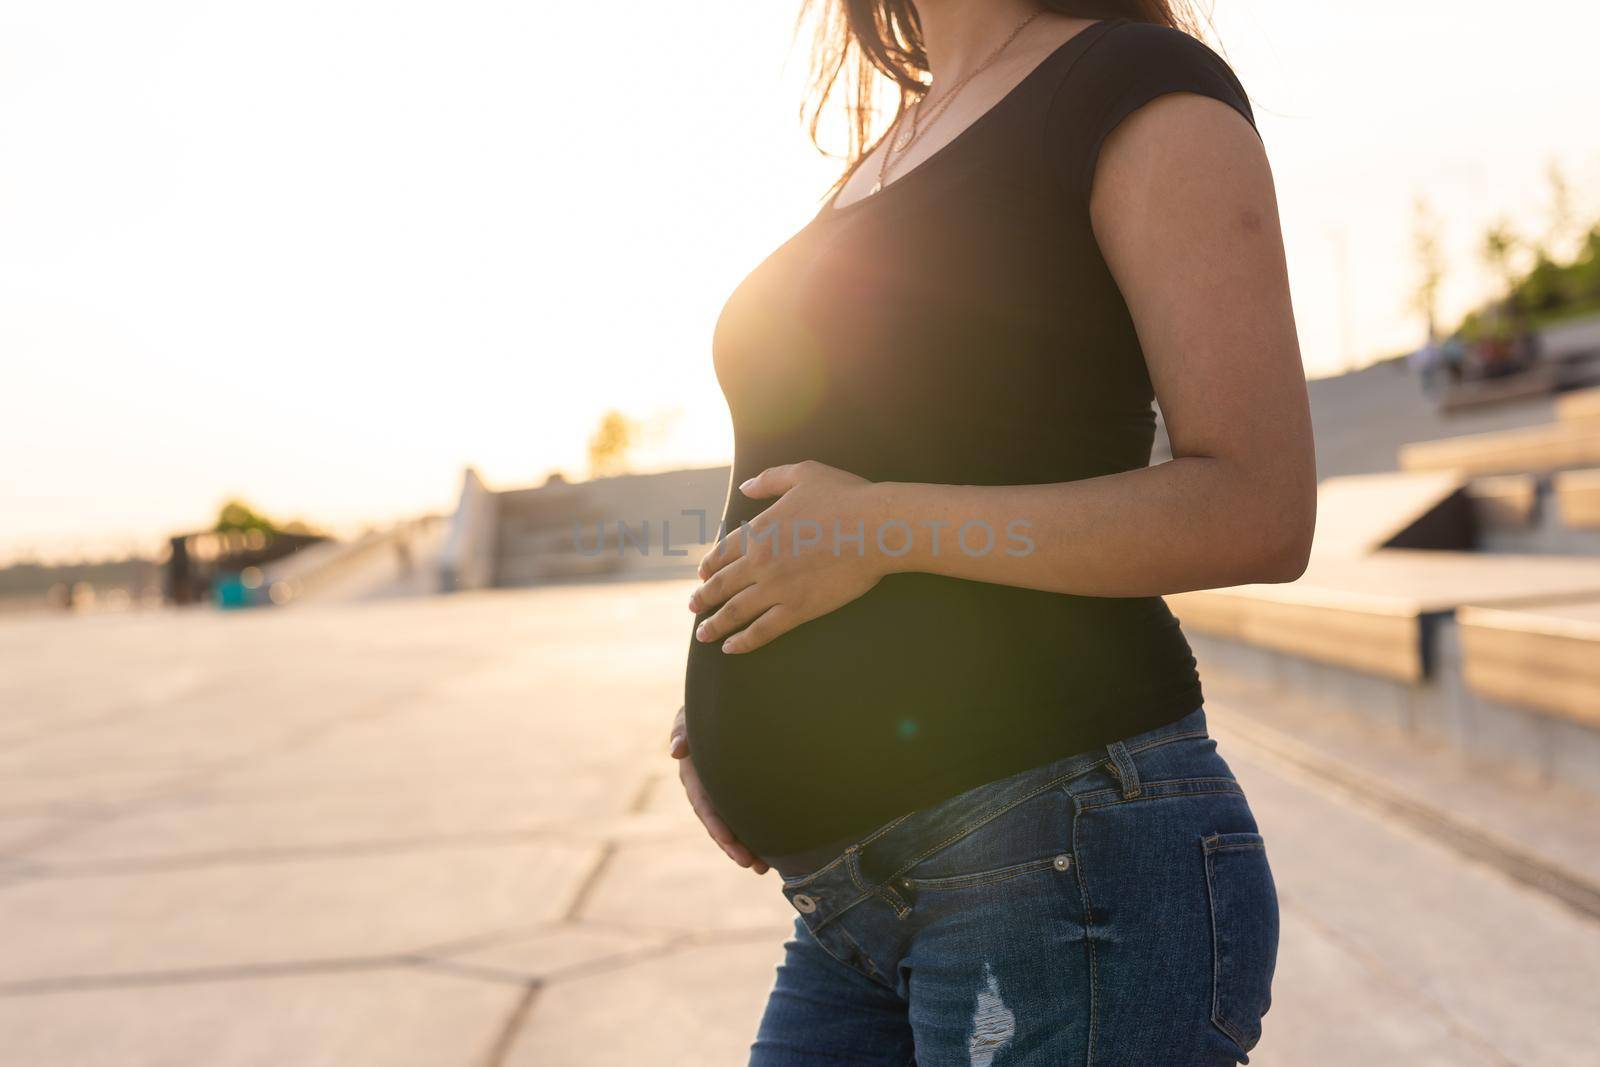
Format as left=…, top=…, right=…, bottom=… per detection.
left=1043, top=19, right=1257, bottom=204
left=1064, top=19, right=1252, bottom=124
left=1074, top=20, right=1244, bottom=88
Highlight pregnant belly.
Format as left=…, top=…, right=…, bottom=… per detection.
left=682, top=573, right=1067, bottom=840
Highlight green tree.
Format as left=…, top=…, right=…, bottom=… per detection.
left=1520, top=250, right=1569, bottom=315
left=1482, top=218, right=1525, bottom=325
left=1542, top=158, right=1578, bottom=261
left=1572, top=225, right=1600, bottom=304
left=587, top=411, right=638, bottom=478
left=1409, top=194, right=1446, bottom=340
left=213, top=500, right=278, bottom=535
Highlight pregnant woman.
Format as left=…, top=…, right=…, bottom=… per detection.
left=670, top=2, right=1314, bottom=1063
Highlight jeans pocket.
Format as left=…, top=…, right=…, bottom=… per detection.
left=893, top=783, right=1073, bottom=890
left=1202, top=831, right=1279, bottom=1055
left=902, top=853, right=1068, bottom=892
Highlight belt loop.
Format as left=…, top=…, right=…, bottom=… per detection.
left=1106, top=740, right=1141, bottom=799
left=847, top=843, right=912, bottom=919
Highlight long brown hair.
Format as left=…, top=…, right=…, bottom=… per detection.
left=797, top=1, right=1207, bottom=196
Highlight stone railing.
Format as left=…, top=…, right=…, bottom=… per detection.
left=437, top=467, right=501, bottom=593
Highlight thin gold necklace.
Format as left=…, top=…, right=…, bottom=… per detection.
left=871, top=9, right=1043, bottom=195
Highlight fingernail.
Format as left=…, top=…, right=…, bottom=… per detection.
left=687, top=595, right=698, bottom=611
left=721, top=639, right=738, bottom=653
left=739, top=479, right=754, bottom=493
left=696, top=623, right=710, bottom=641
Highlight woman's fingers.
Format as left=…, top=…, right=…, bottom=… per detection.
left=694, top=585, right=773, bottom=645
left=689, top=785, right=756, bottom=865
left=689, top=553, right=755, bottom=614
left=668, top=704, right=688, bottom=758
left=677, top=751, right=768, bottom=875
left=738, top=461, right=813, bottom=500
left=696, top=525, right=746, bottom=582
left=720, top=604, right=800, bottom=655
left=701, top=809, right=754, bottom=863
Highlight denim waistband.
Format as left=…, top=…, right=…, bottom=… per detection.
left=772, top=706, right=1209, bottom=906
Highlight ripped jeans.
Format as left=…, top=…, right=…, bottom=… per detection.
left=749, top=707, right=1279, bottom=1066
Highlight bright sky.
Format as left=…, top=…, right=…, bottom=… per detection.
left=3, top=1, right=1598, bottom=563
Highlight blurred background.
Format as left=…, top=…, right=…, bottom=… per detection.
left=2, top=2, right=1599, bottom=1064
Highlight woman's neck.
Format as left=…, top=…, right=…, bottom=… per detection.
left=913, top=0, right=1045, bottom=86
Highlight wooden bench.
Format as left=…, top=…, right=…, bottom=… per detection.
left=1555, top=386, right=1600, bottom=425
left=1171, top=550, right=1600, bottom=684
left=1398, top=420, right=1600, bottom=475
left=1458, top=598, right=1600, bottom=728
left=1553, top=468, right=1600, bottom=530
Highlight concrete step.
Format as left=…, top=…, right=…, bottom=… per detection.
left=1172, top=550, right=1600, bottom=798
left=1171, top=550, right=1600, bottom=679
left=1437, top=363, right=1560, bottom=413
left=1465, top=473, right=1537, bottom=529
left=1556, top=385, right=1600, bottom=424
left=1399, top=419, right=1600, bottom=475
left=1555, top=467, right=1600, bottom=529
left=1209, top=701, right=1600, bottom=1066
left=1309, top=470, right=1468, bottom=556
left=1470, top=467, right=1600, bottom=553
left=1207, top=693, right=1600, bottom=919
left=1458, top=597, right=1600, bottom=730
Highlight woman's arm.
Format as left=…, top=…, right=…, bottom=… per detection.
left=690, top=93, right=1315, bottom=652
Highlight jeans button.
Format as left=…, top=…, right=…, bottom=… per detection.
left=1053, top=854, right=1072, bottom=871
left=792, top=892, right=818, bottom=914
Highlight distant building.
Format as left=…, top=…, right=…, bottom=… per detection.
left=165, top=528, right=327, bottom=606
left=438, top=465, right=731, bottom=591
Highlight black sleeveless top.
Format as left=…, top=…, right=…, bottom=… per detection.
left=684, top=18, right=1258, bottom=856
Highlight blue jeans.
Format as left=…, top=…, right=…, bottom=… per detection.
left=750, top=707, right=1278, bottom=1066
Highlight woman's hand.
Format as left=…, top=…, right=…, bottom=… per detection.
left=669, top=704, right=768, bottom=875
left=688, top=460, right=892, bottom=654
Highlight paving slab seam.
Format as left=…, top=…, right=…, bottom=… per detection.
left=408, top=922, right=567, bottom=961
left=0, top=862, right=45, bottom=884
left=520, top=934, right=695, bottom=985
left=0, top=800, right=112, bottom=820
left=411, top=935, right=688, bottom=991
left=7, top=828, right=602, bottom=881
left=407, top=956, right=550, bottom=990
left=0, top=692, right=414, bottom=866
left=0, top=678, right=238, bottom=756
left=415, top=926, right=790, bottom=1060
left=0, top=817, right=143, bottom=864
left=560, top=841, right=618, bottom=923
left=454, top=836, right=632, bottom=1067
left=1211, top=700, right=1600, bottom=924
left=0, top=954, right=411, bottom=998
left=480, top=982, right=542, bottom=1067
left=571, top=915, right=782, bottom=940
left=626, top=773, right=658, bottom=814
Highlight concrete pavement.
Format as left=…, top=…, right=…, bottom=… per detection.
left=2, top=580, right=1596, bottom=1064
